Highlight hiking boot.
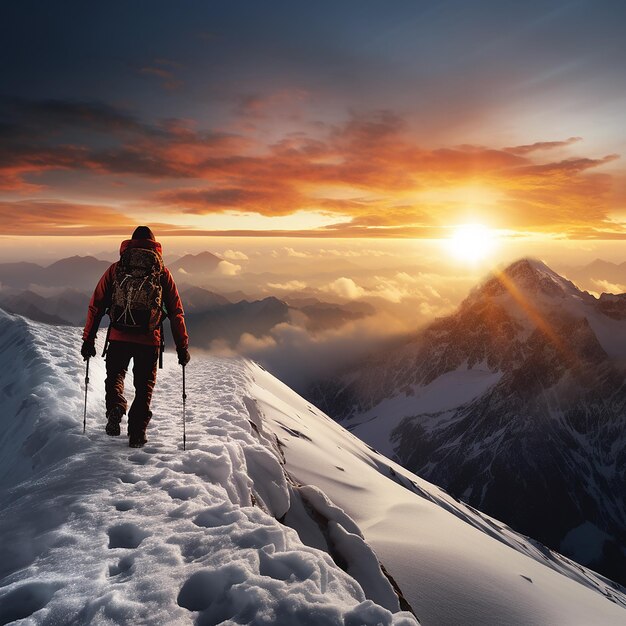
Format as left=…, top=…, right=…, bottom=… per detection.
left=129, top=433, right=147, bottom=448
left=105, top=406, right=124, bottom=436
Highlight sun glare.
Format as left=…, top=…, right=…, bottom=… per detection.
left=446, top=224, right=497, bottom=262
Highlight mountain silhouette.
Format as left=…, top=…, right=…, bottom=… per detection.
left=169, top=251, right=222, bottom=275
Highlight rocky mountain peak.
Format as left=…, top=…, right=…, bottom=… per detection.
left=468, top=257, right=586, bottom=304
left=309, top=259, right=626, bottom=588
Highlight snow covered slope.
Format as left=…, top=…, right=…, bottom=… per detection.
left=0, top=309, right=625, bottom=625
left=250, top=364, right=626, bottom=625
left=311, top=258, right=626, bottom=586
left=0, top=310, right=415, bottom=626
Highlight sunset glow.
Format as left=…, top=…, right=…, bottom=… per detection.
left=0, top=2, right=625, bottom=246
left=446, top=224, right=499, bottom=262
left=0, top=1, right=626, bottom=261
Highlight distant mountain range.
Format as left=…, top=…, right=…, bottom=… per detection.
left=185, top=296, right=290, bottom=346
left=0, top=252, right=375, bottom=349
left=0, top=251, right=226, bottom=292
left=285, top=298, right=376, bottom=333
left=310, top=259, right=626, bottom=585
left=0, top=256, right=110, bottom=290
left=0, top=289, right=87, bottom=326
left=562, top=259, right=626, bottom=292
left=168, top=251, right=222, bottom=275
left=0, top=286, right=374, bottom=350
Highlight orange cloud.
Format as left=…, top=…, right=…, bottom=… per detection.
left=1, top=99, right=624, bottom=238
left=152, top=113, right=622, bottom=237
left=504, top=137, right=583, bottom=155
left=0, top=200, right=179, bottom=236
left=158, top=183, right=306, bottom=217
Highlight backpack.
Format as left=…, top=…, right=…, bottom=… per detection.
left=109, top=247, right=164, bottom=333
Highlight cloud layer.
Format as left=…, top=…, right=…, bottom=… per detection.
left=0, top=97, right=623, bottom=238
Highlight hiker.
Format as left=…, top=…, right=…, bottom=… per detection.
left=81, top=226, right=190, bottom=448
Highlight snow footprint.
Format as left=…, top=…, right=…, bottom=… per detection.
left=107, top=523, right=149, bottom=549
left=108, top=555, right=135, bottom=578
left=119, top=472, right=142, bottom=484
left=128, top=452, right=151, bottom=465
left=0, top=582, right=58, bottom=625
left=113, top=499, right=134, bottom=512
left=177, top=565, right=247, bottom=614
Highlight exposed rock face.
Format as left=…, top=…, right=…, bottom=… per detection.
left=597, top=293, right=626, bottom=320
left=310, top=258, right=626, bottom=586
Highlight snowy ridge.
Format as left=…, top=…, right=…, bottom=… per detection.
left=0, top=314, right=88, bottom=487
left=0, top=310, right=415, bottom=625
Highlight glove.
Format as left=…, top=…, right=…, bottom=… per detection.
left=81, top=339, right=96, bottom=361
left=177, top=347, right=190, bottom=366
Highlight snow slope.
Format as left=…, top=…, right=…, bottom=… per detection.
left=0, top=309, right=625, bottom=625
left=345, top=365, right=503, bottom=459
left=250, top=365, right=626, bottom=625
left=0, top=310, right=415, bottom=626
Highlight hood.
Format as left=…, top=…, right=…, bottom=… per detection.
left=119, top=239, right=163, bottom=256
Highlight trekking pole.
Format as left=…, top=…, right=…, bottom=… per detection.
left=182, top=364, right=187, bottom=450
left=83, top=358, right=90, bottom=434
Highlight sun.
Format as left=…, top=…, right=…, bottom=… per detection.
left=445, top=223, right=498, bottom=262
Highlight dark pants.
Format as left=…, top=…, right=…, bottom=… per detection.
left=105, top=340, right=159, bottom=437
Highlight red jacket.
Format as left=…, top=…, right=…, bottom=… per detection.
left=83, top=239, right=189, bottom=350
